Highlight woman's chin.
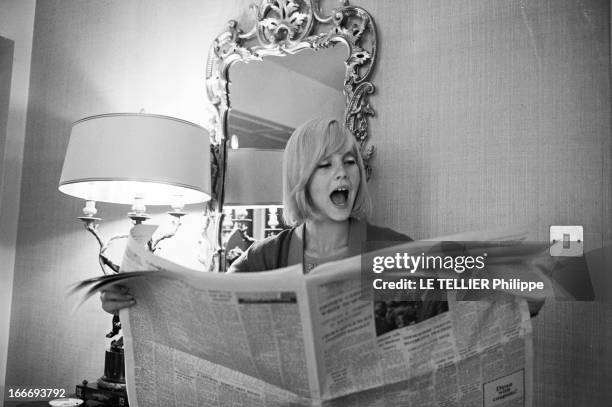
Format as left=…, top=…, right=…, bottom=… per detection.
left=327, top=207, right=352, bottom=222
left=313, top=200, right=354, bottom=223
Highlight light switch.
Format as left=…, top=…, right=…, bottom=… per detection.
left=550, top=226, right=583, bottom=257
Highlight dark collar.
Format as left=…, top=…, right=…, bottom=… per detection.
left=286, top=218, right=367, bottom=271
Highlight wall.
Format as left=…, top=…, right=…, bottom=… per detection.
left=3, top=0, right=252, bottom=396
left=0, top=34, right=14, bottom=406
left=4, top=0, right=611, bottom=405
left=363, top=0, right=611, bottom=405
left=0, top=37, right=14, bottom=163
left=0, top=1, right=35, bottom=404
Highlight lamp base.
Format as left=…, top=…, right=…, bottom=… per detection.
left=75, top=380, right=128, bottom=407
left=74, top=343, right=128, bottom=405
left=100, top=348, right=126, bottom=386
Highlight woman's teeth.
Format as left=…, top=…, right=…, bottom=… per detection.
left=330, top=188, right=349, bottom=206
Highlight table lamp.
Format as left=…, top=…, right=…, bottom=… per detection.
left=59, top=113, right=211, bottom=269
left=59, top=113, right=211, bottom=401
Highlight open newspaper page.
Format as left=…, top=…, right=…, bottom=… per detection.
left=303, top=236, right=535, bottom=406
left=87, top=225, right=549, bottom=406
left=118, top=225, right=319, bottom=407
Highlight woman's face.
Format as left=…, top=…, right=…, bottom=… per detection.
left=307, top=146, right=360, bottom=223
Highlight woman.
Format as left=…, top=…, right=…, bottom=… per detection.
left=228, top=117, right=411, bottom=274
left=229, top=118, right=449, bottom=325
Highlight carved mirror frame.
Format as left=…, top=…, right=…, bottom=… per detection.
left=205, top=0, right=378, bottom=208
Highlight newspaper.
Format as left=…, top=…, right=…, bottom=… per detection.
left=75, top=224, right=538, bottom=407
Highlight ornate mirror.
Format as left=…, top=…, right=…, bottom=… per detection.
left=205, top=0, right=377, bottom=270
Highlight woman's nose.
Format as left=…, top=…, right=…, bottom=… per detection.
left=334, top=166, right=347, bottom=179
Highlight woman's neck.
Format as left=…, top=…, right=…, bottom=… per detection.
left=303, top=219, right=350, bottom=257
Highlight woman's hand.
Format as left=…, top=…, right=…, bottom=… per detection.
left=100, top=284, right=136, bottom=315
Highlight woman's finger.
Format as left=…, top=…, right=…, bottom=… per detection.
left=101, top=290, right=133, bottom=302
left=104, top=284, right=130, bottom=294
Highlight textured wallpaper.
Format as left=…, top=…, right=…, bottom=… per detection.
left=362, top=0, right=612, bottom=404
left=4, top=0, right=611, bottom=405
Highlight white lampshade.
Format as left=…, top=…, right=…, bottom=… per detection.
left=224, top=149, right=283, bottom=207
left=59, top=113, right=211, bottom=205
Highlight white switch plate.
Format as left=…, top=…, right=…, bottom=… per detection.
left=550, top=225, right=583, bottom=257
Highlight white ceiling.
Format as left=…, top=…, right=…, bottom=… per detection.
left=227, top=43, right=348, bottom=148
left=267, top=44, right=348, bottom=90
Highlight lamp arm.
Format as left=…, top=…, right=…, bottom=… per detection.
left=148, top=233, right=172, bottom=252
left=79, top=218, right=119, bottom=274
left=215, top=210, right=225, bottom=271
left=148, top=213, right=184, bottom=252
left=82, top=219, right=104, bottom=249
left=99, top=233, right=127, bottom=274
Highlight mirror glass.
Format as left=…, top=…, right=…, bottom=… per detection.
left=222, top=44, right=348, bottom=266
left=227, top=44, right=347, bottom=149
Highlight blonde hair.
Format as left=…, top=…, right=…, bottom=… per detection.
left=282, top=118, right=371, bottom=225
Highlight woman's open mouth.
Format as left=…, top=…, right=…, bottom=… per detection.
left=330, top=187, right=349, bottom=207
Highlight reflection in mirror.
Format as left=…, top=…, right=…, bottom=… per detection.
left=222, top=45, right=347, bottom=267
left=228, top=44, right=347, bottom=149
left=222, top=147, right=284, bottom=268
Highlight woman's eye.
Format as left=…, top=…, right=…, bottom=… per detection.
left=344, top=158, right=356, bottom=165
left=317, top=162, right=331, bottom=169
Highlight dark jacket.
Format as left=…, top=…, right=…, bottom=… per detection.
left=228, top=219, right=411, bottom=273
